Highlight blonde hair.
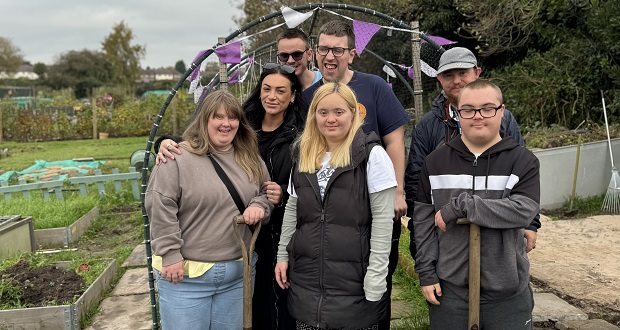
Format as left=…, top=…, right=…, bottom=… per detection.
left=298, top=82, right=362, bottom=173
left=181, top=90, right=264, bottom=183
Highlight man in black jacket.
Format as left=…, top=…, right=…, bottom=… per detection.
left=414, top=79, right=539, bottom=328
left=405, top=47, right=540, bottom=260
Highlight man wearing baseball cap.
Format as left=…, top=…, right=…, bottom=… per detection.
left=404, top=47, right=541, bottom=260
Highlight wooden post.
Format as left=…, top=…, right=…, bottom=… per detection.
left=410, top=21, right=424, bottom=123
left=218, top=37, right=228, bottom=91
left=457, top=218, right=481, bottom=330
left=91, top=88, right=97, bottom=140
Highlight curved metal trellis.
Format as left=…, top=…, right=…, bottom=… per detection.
left=139, top=3, right=444, bottom=329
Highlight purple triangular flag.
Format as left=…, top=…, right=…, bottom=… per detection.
left=407, top=67, right=414, bottom=79
left=353, top=20, right=381, bottom=56
left=228, top=69, right=240, bottom=84
left=215, top=41, right=241, bottom=64
left=188, top=49, right=208, bottom=81
left=424, top=35, right=456, bottom=46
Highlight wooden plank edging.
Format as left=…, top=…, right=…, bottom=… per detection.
left=34, top=206, right=99, bottom=248
left=0, top=258, right=117, bottom=330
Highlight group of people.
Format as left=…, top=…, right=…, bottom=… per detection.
left=145, top=18, right=541, bottom=330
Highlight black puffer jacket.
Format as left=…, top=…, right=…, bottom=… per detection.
left=287, top=130, right=387, bottom=329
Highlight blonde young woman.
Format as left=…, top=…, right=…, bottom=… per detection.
left=275, top=83, right=396, bottom=330
left=146, top=90, right=272, bottom=329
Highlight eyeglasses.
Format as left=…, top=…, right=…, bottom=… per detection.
left=262, top=63, right=295, bottom=74
left=276, top=49, right=308, bottom=62
left=316, top=46, right=351, bottom=57
left=455, top=104, right=503, bottom=119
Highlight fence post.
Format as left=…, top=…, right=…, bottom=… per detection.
left=410, top=21, right=424, bottom=123
left=218, top=37, right=228, bottom=91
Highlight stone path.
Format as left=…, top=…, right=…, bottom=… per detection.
left=86, top=244, right=618, bottom=329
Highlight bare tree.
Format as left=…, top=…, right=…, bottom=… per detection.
left=0, top=36, right=23, bottom=73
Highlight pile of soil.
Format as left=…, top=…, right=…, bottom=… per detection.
left=0, top=260, right=85, bottom=307
left=530, top=215, right=620, bottom=327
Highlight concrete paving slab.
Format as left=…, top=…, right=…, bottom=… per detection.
left=112, top=268, right=151, bottom=296
left=122, top=244, right=147, bottom=268
left=533, top=292, right=588, bottom=322
left=556, top=319, right=619, bottom=330
left=85, top=293, right=154, bottom=330
left=391, top=300, right=413, bottom=320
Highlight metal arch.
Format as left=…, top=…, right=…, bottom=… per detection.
left=140, top=4, right=444, bottom=329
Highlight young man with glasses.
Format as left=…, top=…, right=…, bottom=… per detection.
left=413, top=79, right=539, bottom=329
left=303, top=19, right=409, bottom=330
left=276, top=28, right=322, bottom=91
left=404, top=47, right=540, bottom=263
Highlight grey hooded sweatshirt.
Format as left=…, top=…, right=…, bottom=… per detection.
left=413, top=136, right=540, bottom=302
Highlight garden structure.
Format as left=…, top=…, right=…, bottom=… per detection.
left=137, top=3, right=445, bottom=329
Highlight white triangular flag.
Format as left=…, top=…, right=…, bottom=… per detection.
left=420, top=60, right=437, bottom=77
left=382, top=65, right=396, bottom=78
left=281, top=6, right=313, bottom=28
left=188, top=77, right=200, bottom=94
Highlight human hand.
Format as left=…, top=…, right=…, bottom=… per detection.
left=263, top=181, right=282, bottom=205
left=275, top=261, right=289, bottom=289
left=394, top=192, right=407, bottom=220
left=434, top=210, right=447, bottom=232
left=421, top=283, right=442, bottom=305
left=161, top=260, right=184, bottom=284
left=524, top=230, right=537, bottom=253
left=156, top=139, right=181, bottom=164
left=243, top=206, right=265, bottom=225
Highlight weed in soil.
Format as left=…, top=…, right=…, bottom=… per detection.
left=0, top=260, right=84, bottom=308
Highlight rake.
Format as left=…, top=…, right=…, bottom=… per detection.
left=601, top=90, right=620, bottom=213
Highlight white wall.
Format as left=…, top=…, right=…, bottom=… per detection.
left=534, top=138, right=620, bottom=209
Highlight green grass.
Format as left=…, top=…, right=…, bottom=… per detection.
left=0, top=194, right=98, bottom=229
left=392, top=227, right=430, bottom=329
left=0, top=136, right=149, bottom=172
left=542, top=193, right=607, bottom=219
left=0, top=191, right=143, bottom=310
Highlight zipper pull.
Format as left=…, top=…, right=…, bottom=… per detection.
left=320, top=212, right=325, bottom=222
left=473, top=157, right=478, bottom=167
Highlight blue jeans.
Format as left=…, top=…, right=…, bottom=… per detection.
left=155, top=254, right=256, bottom=330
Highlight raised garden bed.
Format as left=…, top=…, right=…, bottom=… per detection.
left=33, top=206, right=100, bottom=249
left=0, top=258, right=117, bottom=330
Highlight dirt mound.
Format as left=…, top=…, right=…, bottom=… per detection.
left=0, top=260, right=85, bottom=307
left=530, top=215, right=620, bottom=326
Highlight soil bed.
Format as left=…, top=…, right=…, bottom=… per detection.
left=0, top=260, right=85, bottom=308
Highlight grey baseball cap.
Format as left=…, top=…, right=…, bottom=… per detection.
left=436, top=47, right=477, bottom=75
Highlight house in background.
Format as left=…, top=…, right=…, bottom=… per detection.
left=0, top=63, right=39, bottom=80
left=139, top=67, right=182, bottom=82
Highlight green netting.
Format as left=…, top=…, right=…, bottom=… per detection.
left=16, top=160, right=105, bottom=182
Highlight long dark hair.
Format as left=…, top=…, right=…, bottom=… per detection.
left=243, top=65, right=304, bottom=130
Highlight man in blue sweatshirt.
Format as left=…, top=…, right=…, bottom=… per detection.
left=414, top=80, right=539, bottom=329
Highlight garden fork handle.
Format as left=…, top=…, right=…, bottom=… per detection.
left=232, top=215, right=262, bottom=330
left=457, top=218, right=481, bottom=330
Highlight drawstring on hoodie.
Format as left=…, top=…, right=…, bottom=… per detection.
left=485, top=152, right=491, bottom=194
left=473, top=152, right=492, bottom=194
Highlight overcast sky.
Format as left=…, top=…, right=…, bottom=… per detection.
left=0, top=0, right=244, bottom=68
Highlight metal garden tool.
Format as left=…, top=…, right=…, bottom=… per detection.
left=457, top=218, right=480, bottom=330
left=232, top=214, right=262, bottom=330
left=601, top=90, right=620, bottom=213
